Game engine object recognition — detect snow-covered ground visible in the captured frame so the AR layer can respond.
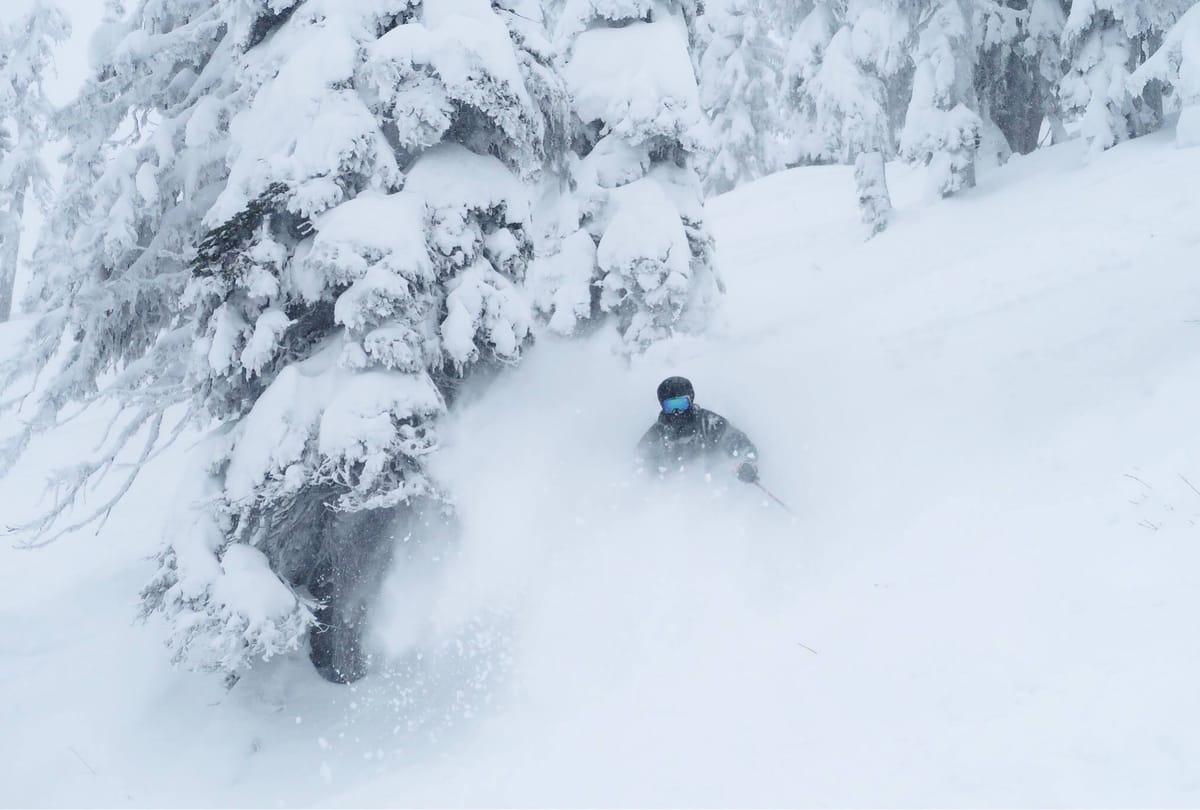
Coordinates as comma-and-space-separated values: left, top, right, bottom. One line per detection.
4, 130, 1200, 807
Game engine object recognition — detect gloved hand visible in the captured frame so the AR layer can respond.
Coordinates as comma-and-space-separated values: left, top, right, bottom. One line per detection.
737, 462, 759, 483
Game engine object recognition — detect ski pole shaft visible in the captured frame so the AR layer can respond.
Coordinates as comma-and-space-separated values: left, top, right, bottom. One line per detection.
754, 481, 796, 516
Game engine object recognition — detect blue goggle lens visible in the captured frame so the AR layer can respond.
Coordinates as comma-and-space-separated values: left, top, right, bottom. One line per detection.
662, 395, 691, 414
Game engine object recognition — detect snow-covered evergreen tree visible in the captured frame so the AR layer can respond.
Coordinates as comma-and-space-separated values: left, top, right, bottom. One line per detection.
899, 0, 983, 196
792, 1, 909, 233
974, 0, 1045, 156
8, 0, 238, 499
1060, 0, 1193, 155
698, 0, 784, 195
6, 0, 573, 684
780, 0, 838, 164
1027, 0, 1070, 144
1132, 3, 1200, 147
0, 2, 69, 321
533, 0, 719, 351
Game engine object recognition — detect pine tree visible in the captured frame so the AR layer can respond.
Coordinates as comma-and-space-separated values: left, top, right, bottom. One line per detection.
8, 0, 239, 500
1060, 0, 1193, 155
1131, 3, 1200, 148
0, 2, 69, 321
807, 2, 910, 232
1027, 0, 1070, 144
534, 0, 719, 351
698, 0, 785, 195
899, 0, 984, 196
780, 1, 909, 233
973, 0, 1052, 156
781, 0, 839, 165
7, 0, 573, 684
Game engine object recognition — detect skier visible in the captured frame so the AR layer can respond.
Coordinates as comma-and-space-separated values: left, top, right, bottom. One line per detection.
637, 376, 759, 483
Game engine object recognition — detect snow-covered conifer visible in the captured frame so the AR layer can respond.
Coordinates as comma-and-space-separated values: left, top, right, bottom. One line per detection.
781, 0, 839, 164
8, 0, 573, 684
899, 0, 983, 196
974, 0, 1043, 156
795, 2, 909, 233
0, 2, 69, 321
698, 0, 784, 195
7, 0, 238, 494
1060, 0, 1193, 155
533, 0, 719, 352
1132, 3, 1200, 147
1027, 0, 1070, 145
971, 1, 1077, 156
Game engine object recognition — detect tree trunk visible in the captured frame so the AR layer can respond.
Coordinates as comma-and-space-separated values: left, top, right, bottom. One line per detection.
854, 150, 891, 238
1132, 32, 1165, 136
0, 180, 25, 322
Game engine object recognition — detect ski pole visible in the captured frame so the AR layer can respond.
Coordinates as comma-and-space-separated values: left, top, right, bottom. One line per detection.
754, 481, 796, 516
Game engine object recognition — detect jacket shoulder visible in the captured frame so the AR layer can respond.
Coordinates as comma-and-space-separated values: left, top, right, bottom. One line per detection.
698, 407, 729, 432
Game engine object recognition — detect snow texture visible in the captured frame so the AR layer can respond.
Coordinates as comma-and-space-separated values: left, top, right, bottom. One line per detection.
5, 129, 1200, 807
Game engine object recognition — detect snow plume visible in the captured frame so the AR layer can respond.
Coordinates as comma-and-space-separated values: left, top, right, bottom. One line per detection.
6, 0, 575, 683
535, 0, 719, 353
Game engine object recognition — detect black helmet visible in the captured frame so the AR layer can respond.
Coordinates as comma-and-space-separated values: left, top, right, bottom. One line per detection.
656, 376, 694, 404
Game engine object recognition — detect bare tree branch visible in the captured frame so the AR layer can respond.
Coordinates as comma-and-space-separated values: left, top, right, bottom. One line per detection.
9, 406, 179, 550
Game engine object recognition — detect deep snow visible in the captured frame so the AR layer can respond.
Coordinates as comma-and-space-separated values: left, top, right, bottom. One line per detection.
3, 130, 1200, 807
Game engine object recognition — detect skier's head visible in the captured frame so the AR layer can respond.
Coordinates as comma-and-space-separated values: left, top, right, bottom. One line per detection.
656, 376, 695, 417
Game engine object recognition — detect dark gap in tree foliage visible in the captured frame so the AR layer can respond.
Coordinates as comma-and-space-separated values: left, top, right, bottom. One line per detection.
191, 182, 294, 281
246, 2, 299, 51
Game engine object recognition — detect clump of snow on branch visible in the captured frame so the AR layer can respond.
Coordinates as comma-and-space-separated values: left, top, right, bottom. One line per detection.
899, 0, 983, 197
536, 0, 718, 352
697, 0, 785, 195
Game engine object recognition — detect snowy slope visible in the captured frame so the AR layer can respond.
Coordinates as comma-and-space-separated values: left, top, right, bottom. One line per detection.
3, 130, 1200, 807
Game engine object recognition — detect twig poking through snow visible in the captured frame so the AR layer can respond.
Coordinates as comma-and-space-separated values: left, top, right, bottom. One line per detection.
1123, 473, 1152, 489
796, 642, 819, 655
68, 746, 96, 777
1178, 474, 1200, 500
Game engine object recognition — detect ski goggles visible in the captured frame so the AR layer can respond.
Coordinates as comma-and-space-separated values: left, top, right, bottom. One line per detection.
661, 395, 692, 414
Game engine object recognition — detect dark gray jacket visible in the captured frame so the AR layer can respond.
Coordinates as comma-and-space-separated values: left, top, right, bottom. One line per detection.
636, 406, 757, 476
